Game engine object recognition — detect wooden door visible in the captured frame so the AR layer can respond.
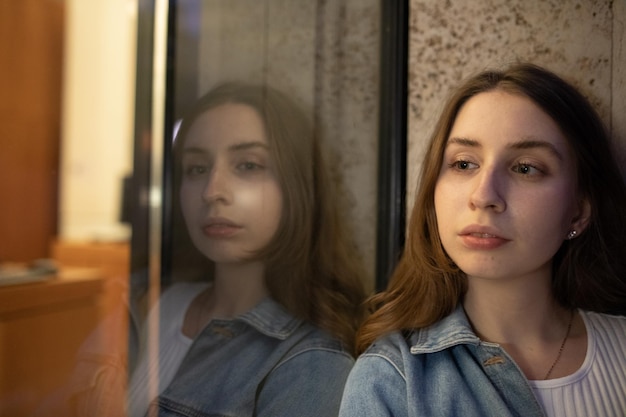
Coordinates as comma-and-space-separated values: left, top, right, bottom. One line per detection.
0, 0, 64, 262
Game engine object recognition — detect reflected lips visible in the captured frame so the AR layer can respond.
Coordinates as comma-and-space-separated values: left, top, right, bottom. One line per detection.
203, 218, 241, 238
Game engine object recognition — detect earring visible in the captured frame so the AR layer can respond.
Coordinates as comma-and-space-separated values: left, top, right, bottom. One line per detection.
567, 230, 578, 240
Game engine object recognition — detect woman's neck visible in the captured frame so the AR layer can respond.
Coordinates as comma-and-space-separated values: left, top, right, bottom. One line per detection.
462, 270, 561, 343
461, 273, 586, 380
182, 261, 269, 339
210, 261, 269, 318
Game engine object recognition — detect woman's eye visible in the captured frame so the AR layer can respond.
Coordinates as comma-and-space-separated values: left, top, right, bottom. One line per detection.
449, 160, 477, 170
237, 161, 264, 172
512, 163, 541, 176
184, 165, 207, 177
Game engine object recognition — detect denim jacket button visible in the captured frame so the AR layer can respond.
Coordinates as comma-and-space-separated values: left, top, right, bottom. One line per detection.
483, 356, 506, 367
211, 325, 234, 338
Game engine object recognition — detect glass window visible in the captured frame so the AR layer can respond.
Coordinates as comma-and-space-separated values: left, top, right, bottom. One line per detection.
0, 1, 403, 415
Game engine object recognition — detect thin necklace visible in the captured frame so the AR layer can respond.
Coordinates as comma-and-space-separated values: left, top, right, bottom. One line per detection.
543, 310, 574, 380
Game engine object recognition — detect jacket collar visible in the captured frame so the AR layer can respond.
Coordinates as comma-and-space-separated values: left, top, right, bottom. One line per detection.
409, 305, 481, 354
237, 297, 303, 340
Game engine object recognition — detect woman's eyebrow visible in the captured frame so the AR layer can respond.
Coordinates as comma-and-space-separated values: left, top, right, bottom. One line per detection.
228, 141, 269, 152
181, 146, 206, 155
182, 141, 269, 154
446, 137, 480, 148
508, 138, 564, 160
446, 136, 564, 160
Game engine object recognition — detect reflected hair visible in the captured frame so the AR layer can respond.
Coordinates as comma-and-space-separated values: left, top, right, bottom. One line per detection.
172, 82, 366, 353
357, 62, 626, 353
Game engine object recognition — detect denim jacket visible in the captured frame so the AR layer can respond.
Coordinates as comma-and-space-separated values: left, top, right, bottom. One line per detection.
339, 306, 545, 417
153, 297, 355, 417
34, 290, 353, 417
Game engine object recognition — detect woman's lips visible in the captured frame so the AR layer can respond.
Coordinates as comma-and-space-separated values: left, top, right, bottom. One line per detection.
459, 227, 510, 250
202, 219, 241, 238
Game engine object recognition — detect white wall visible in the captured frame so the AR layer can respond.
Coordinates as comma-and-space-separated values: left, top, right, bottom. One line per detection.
59, 0, 137, 241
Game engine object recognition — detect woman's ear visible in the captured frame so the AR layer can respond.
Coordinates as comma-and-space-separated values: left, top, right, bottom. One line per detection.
571, 197, 591, 235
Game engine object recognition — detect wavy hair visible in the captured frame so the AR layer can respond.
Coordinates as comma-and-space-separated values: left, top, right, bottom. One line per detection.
171, 82, 366, 354
357, 63, 626, 353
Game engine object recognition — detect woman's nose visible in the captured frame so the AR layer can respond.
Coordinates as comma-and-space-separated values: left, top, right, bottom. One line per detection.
469, 167, 506, 212
202, 166, 230, 204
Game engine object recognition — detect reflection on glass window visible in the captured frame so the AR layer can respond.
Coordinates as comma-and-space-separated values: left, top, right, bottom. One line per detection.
130, 82, 367, 416
1, 1, 379, 416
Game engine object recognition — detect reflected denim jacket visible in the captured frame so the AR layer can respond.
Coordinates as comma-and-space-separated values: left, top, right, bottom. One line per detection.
154, 297, 355, 417
36, 294, 353, 417
339, 306, 545, 417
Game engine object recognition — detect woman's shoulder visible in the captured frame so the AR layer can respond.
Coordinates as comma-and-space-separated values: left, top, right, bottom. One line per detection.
580, 309, 626, 341
141, 282, 208, 321
354, 331, 413, 376
342, 331, 412, 401
161, 281, 209, 303
241, 297, 354, 359
281, 320, 355, 363
581, 309, 626, 327
360, 306, 477, 359
363, 330, 412, 356
264, 321, 356, 395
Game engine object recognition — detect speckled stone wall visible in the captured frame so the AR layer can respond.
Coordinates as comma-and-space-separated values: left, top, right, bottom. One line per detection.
407, 0, 626, 208
197, 0, 380, 288
311, 1, 381, 291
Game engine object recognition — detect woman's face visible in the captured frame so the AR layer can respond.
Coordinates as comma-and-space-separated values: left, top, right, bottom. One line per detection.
434, 90, 589, 283
179, 103, 283, 264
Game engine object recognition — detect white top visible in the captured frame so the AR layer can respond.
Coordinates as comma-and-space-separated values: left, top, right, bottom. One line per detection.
127, 282, 209, 417
529, 310, 626, 417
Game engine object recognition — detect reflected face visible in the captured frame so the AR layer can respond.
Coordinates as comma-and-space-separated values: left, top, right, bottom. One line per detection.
434, 90, 586, 282
180, 103, 283, 264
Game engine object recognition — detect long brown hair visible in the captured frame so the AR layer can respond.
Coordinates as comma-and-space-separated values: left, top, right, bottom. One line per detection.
172, 82, 366, 353
357, 63, 626, 354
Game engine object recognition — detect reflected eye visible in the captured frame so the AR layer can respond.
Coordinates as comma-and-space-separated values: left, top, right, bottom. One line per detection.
184, 164, 208, 177
237, 161, 265, 172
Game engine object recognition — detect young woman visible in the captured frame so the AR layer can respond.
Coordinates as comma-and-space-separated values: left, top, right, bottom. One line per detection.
126, 82, 366, 416
339, 63, 626, 417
